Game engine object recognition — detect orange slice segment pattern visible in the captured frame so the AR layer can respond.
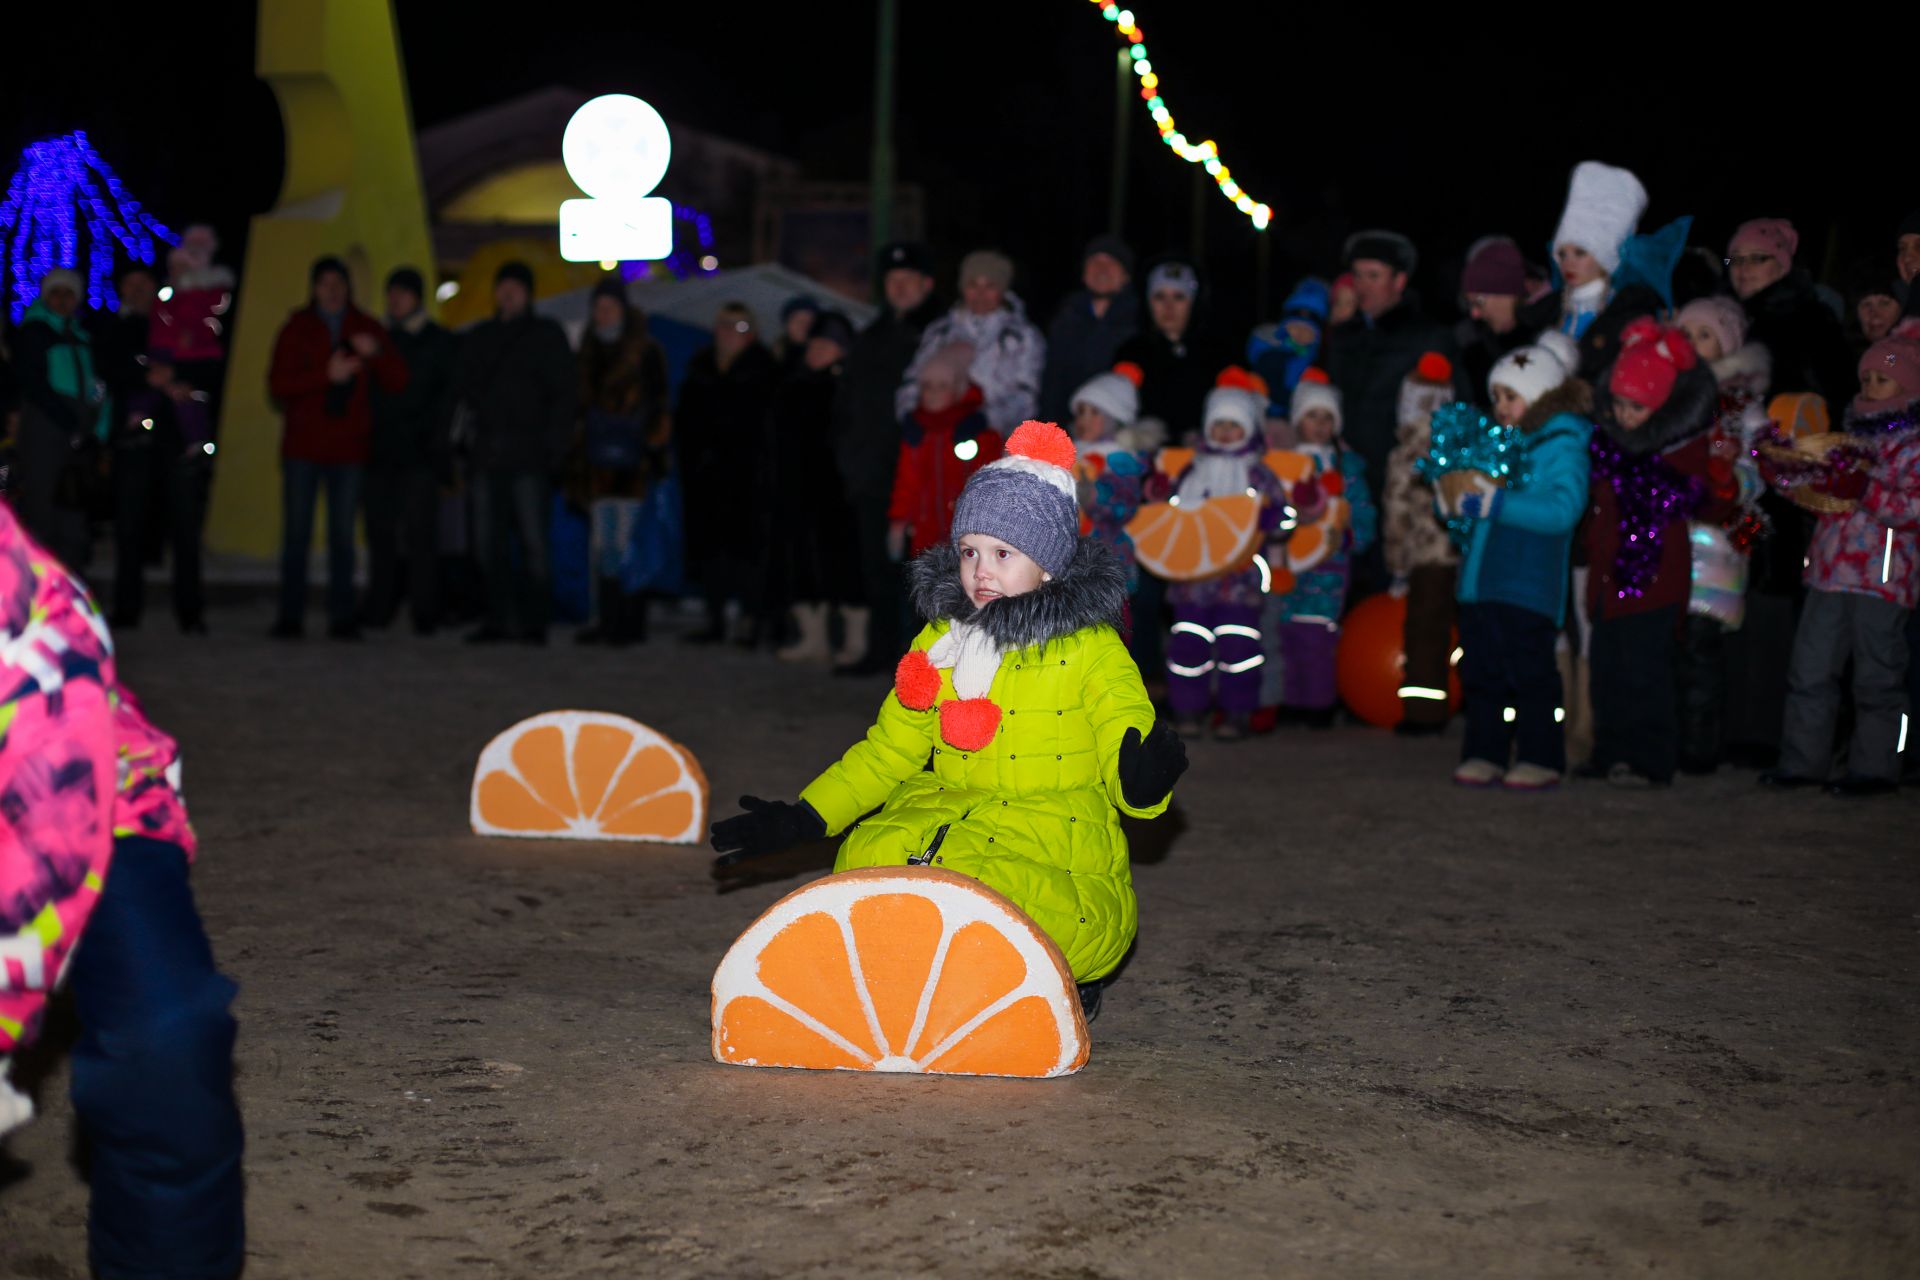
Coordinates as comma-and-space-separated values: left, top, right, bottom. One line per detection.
470, 711, 708, 844
1127, 492, 1262, 582
711, 867, 1090, 1079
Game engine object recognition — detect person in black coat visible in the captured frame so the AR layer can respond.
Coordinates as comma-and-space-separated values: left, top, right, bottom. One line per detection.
1452, 238, 1556, 409
1114, 256, 1233, 442
831, 242, 941, 675
1322, 231, 1462, 501
1037, 234, 1141, 423
452, 260, 576, 644
1725, 218, 1855, 404
365, 267, 457, 634
676, 302, 780, 644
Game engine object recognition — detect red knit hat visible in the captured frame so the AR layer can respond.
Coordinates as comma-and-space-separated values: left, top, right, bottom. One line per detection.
1608, 317, 1698, 412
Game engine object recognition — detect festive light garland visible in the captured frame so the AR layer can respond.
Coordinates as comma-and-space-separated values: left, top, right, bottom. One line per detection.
0, 131, 176, 322
1086, 1, 1272, 231
616, 203, 719, 282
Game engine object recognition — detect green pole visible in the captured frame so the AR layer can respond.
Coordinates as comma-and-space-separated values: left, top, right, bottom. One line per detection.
1107, 48, 1130, 237
869, 0, 898, 298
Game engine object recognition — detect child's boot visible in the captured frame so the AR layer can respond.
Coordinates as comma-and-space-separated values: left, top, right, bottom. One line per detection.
777, 604, 831, 662
833, 605, 870, 668
1453, 758, 1505, 787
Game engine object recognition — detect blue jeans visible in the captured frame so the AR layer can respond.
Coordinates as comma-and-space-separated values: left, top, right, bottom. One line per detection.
277, 459, 363, 631
69, 838, 244, 1279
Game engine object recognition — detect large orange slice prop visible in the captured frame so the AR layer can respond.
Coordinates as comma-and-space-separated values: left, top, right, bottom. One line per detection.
470, 711, 708, 843
1126, 492, 1263, 582
712, 867, 1090, 1079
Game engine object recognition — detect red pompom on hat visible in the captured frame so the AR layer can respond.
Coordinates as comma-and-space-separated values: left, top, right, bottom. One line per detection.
1415, 352, 1453, 383
939, 698, 1003, 752
1111, 360, 1145, 388
1003, 420, 1078, 471
894, 649, 941, 711
1298, 365, 1331, 385
1214, 365, 1271, 399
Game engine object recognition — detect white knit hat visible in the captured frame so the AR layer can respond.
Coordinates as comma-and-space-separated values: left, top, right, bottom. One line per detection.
1534, 329, 1580, 375
1551, 161, 1648, 275
1289, 379, 1344, 435
1203, 385, 1263, 437
1071, 369, 1139, 427
1488, 344, 1570, 408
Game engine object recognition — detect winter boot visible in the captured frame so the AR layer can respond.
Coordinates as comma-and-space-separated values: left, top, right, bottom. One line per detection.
832, 605, 870, 669
577, 577, 622, 645
777, 603, 832, 663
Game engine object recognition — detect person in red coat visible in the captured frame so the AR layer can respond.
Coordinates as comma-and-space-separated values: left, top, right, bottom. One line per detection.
887, 342, 1002, 561
1582, 319, 1737, 787
266, 256, 407, 640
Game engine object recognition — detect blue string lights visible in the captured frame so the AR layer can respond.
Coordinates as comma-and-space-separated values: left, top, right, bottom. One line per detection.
0, 130, 176, 322
617, 203, 719, 283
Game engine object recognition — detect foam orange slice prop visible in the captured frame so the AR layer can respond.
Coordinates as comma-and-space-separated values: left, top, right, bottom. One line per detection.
712, 867, 1090, 1079
1126, 492, 1262, 582
470, 711, 708, 843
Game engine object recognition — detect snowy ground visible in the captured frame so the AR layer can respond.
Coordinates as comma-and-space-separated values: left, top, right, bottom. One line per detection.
2, 602, 1915, 1278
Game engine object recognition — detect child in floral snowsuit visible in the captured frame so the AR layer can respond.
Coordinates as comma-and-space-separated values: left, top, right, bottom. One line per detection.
1764, 336, 1920, 796
0, 502, 242, 1276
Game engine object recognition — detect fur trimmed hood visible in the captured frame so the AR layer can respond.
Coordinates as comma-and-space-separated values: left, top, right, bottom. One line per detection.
1517, 378, 1594, 434
1710, 341, 1771, 395
909, 536, 1127, 651
1592, 362, 1717, 455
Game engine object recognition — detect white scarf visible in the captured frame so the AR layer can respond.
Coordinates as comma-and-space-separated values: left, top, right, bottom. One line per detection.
1177, 451, 1259, 507
925, 619, 1004, 699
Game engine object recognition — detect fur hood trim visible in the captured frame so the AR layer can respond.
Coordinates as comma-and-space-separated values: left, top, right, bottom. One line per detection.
1592, 362, 1717, 455
1711, 341, 1771, 392
908, 537, 1127, 651
1518, 379, 1594, 433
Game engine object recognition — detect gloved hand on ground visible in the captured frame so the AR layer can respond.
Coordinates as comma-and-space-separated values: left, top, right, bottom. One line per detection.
711, 796, 827, 867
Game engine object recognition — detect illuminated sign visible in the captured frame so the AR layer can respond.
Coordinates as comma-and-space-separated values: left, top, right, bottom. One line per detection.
558, 94, 673, 262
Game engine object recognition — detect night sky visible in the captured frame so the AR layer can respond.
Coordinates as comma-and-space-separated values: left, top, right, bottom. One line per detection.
4, 4, 1893, 339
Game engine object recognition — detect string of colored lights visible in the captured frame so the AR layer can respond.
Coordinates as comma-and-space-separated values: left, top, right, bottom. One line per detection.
0, 130, 176, 321
1087, 1, 1272, 231
614, 203, 720, 282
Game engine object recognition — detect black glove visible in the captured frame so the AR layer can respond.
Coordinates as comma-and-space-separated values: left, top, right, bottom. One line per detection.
1118, 721, 1188, 809
710, 796, 827, 867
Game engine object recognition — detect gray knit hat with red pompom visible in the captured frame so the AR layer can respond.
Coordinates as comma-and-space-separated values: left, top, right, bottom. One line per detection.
949, 422, 1080, 577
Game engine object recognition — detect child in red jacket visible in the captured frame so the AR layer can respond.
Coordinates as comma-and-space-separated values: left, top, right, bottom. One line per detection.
888, 342, 1003, 560
1583, 319, 1738, 788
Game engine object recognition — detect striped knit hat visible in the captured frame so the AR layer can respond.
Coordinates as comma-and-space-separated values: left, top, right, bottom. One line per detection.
949, 421, 1080, 576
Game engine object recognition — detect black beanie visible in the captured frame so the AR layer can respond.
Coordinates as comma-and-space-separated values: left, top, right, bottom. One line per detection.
1083, 233, 1135, 275
1342, 229, 1418, 276
310, 255, 350, 289
1899, 209, 1920, 241
590, 275, 629, 306
385, 266, 425, 299
810, 310, 856, 351
495, 260, 535, 292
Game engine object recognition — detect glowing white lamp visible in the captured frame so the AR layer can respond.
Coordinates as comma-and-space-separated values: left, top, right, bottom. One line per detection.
558, 94, 674, 262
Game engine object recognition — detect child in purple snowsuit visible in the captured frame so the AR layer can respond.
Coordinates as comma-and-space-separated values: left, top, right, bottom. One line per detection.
1166, 380, 1290, 740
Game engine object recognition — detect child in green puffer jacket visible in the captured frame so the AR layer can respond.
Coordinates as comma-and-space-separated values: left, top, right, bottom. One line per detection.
711, 422, 1189, 1019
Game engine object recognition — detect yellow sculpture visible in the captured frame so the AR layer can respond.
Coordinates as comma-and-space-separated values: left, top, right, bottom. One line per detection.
209, 0, 436, 557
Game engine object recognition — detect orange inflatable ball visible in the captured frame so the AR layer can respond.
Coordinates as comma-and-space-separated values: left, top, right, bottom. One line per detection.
471, 711, 708, 843
1335, 592, 1462, 729
712, 867, 1090, 1079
